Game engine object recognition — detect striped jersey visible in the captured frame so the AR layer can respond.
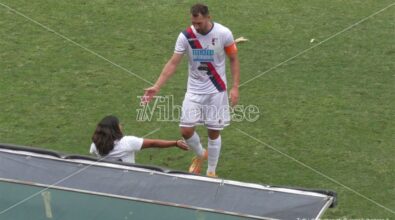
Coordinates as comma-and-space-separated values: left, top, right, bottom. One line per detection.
174, 22, 235, 94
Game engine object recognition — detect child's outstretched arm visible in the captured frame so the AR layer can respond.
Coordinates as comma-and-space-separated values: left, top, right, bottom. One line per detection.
142, 139, 189, 151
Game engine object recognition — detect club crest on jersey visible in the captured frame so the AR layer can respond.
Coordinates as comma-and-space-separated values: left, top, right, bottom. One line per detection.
212, 37, 218, 46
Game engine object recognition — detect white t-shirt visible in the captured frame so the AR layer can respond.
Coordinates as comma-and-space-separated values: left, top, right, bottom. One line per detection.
89, 136, 144, 163
174, 22, 235, 94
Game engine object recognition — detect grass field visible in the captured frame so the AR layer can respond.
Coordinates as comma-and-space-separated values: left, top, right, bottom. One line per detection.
1, 0, 394, 218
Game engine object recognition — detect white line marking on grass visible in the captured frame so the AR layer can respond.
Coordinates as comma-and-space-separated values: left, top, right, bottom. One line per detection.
239, 2, 395, 88
236, 128, 395, 214
0, 128, 160, 215
0, 2, 153, 85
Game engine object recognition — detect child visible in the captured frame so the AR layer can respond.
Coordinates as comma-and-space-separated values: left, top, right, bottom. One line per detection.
90, 115, 188, 163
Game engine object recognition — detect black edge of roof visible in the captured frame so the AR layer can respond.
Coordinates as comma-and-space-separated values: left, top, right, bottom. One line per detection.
271, 185, 337, 208
0, 143, 192, 175
0, 142, 64, 158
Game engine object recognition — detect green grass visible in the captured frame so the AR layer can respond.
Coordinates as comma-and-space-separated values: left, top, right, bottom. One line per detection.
1, 0, 394, 218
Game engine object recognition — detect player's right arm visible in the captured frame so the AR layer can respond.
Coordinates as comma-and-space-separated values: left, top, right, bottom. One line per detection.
142, 53, 183, 104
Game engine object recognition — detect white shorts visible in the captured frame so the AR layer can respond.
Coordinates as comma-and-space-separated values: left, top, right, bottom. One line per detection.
180, 92, 231, 130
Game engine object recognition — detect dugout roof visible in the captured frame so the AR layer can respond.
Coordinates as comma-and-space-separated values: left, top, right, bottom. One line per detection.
0, 143, 336, 220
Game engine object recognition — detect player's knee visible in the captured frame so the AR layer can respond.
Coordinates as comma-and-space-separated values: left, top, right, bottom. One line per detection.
208, 130, 220, 140
180, 127, 194, 139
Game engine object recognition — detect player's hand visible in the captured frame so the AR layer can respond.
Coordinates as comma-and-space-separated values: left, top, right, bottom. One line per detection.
141, 86, 160, 104
229, 86, 239, 107
175, 140, 189, 151
235, 36, 248, 44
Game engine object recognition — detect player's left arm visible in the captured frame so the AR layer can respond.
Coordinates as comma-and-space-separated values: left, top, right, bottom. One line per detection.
225, 43, 240, 107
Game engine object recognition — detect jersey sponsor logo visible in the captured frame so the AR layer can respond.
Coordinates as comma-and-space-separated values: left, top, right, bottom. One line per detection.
192, 49, 214, 62
197, 63, 213, 77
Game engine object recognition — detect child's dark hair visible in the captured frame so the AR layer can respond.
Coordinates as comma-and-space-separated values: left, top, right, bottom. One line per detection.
92, 115, 123, 156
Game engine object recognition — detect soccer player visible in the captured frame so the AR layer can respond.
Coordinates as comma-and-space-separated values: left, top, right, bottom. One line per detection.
142, 3, 240, 177
90, 115, 189, 163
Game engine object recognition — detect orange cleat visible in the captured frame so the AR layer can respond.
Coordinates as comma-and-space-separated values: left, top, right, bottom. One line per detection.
188, 149, 208, 174
206, 172, 218, 178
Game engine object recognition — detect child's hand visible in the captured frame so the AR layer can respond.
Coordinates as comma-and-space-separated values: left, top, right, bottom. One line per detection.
176, 140, 189, 151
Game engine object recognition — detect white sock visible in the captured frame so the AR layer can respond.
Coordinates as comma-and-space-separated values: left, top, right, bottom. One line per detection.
185, 132, 205, 157
207, 135, 221, 173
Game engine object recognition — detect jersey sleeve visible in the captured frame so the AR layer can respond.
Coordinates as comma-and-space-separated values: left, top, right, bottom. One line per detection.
223, 28, 235, 47
174, 32, 188, 54
89, 143, 99, 156
124, 136, 144, 152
